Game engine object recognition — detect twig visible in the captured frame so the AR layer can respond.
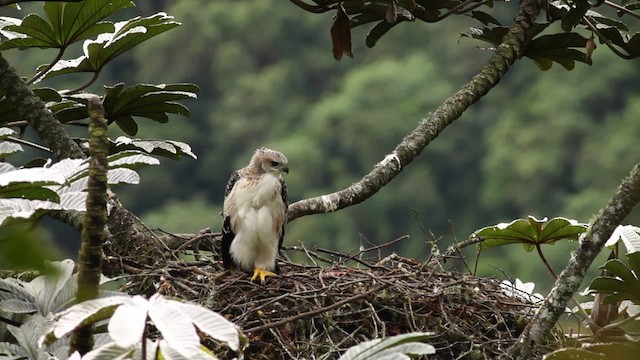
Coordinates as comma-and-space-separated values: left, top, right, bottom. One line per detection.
245, 284, 388, 333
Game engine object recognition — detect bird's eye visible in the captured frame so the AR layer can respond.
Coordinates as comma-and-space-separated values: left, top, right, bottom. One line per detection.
270, 161, 279, 166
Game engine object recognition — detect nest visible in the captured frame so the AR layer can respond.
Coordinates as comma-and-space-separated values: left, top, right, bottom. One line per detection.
111, 235, 549, 359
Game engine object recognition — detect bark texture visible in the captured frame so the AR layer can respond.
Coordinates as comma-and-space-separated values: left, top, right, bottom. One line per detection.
70, 97, 108, 355
0, 53, 85, 160
287, 0, 543, 222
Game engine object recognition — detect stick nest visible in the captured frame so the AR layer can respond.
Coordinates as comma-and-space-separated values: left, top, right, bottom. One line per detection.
112, 236, 549, 359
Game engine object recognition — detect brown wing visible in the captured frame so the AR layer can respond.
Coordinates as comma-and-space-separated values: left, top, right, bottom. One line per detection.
278, 177, 288, 252
221, 171, 241, 269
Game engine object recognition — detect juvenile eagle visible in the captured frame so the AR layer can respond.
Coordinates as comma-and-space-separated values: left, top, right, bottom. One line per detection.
221, 147, 289, 283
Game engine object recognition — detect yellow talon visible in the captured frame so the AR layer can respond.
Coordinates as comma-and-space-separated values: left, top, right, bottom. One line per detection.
251, 268, 277, 283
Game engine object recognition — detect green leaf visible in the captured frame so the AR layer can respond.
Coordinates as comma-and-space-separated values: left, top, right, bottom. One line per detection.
46, 296, 130, 344
461, 26, 509, 47
472, 216, 587, 250
103, 83, 199, 135
0, 183, 60, 202
589, 252, 640, 305
0, 142, 22, 159
111, 137, 197, 160
596, 29, 640, 58
600, 259, 640, 288
0, 127, 16, 138
38, 12, 180, 79
0, 14, 58, 49
0, 0, 133, 50
43, 0, 134, 45
525, 33, 592, 70
468, 11, 502, 26
115, 116, 138, 136
107, 151, 160, 170
350, 12, 385, 28
606, 225, 640, 253
0, 88, 63, 123
561, 0, 590, 32
585, 11, 629, 32
529, 56, 554, 71
366, 21, 399, 48
49, 99, 91, 123
337, 332, 435, 360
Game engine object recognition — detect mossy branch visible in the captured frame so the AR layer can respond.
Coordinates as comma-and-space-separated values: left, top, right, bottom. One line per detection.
287, 0, 542, 222
0, 53, 85, 160
70, 97, 109, 356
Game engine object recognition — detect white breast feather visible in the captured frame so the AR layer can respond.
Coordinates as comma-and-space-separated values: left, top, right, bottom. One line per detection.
229, 174, 282, 271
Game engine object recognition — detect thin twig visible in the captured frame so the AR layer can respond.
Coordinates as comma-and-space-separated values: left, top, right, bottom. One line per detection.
245, 284, 388, 333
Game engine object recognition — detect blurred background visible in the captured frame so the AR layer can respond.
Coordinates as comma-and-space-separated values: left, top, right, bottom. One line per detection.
2, 0, 640, 292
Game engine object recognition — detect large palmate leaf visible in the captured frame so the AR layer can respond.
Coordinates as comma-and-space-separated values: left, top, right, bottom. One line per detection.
337, 332, 435, 360
526, 32, 592, 70
0, 162, 66, 204
0, 127, 22, 159
605, 225, 640, 254
0, 153, 158, 226
37, 13, 180, 79
44, 293, 244, 358
112, 137, 197, 160
103, 83, 198, 135
0, 0, 133, 50
588, 252, 640, 305
43, 83, 198, 136
594, 27, 640, 58
471, 216, 587, 251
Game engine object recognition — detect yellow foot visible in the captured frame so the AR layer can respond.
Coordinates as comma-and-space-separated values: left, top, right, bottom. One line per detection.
250, 268, 277, 283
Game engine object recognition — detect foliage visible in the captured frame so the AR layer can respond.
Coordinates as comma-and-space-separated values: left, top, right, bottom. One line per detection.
0, 259, 120, 317
294, 0, 640, 67
0, 259, 120, 360
0, 0, 199, 136
42, 293, 245, 360
605, 225, 640, 253
544, 340, 640, 360
333, 332, 436, 360
588, 252, 640, 305
471, 216, 587, 251
0, 129, 159, 226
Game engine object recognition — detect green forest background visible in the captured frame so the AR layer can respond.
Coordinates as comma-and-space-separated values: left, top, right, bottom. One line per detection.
3, 0, 640, 292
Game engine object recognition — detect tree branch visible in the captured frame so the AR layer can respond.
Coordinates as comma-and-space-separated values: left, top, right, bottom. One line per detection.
287, 0, 542, 223
0, 49, 162, 272
70, 97, 108, 355
507, 163, 640, 359
0, 53, 85, 160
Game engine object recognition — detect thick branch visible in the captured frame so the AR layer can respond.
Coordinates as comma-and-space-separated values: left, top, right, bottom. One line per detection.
0, 53, 85, 160
287, 0, 541, 222
507, 163, 640, 358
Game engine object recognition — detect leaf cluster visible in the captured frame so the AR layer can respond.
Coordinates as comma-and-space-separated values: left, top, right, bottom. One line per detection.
295, 0, 640, 69
471, 216, 587, 251
0, 0, 199, 136
0, 127, 160, 226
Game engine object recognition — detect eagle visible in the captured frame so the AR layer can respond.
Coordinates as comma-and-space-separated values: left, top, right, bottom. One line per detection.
221, 147, 289, 283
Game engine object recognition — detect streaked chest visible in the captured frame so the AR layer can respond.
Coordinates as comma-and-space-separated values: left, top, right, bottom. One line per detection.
232, 174, 282, 209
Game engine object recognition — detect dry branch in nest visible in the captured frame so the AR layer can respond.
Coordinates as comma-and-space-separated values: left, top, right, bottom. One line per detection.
108, 234, 552, 359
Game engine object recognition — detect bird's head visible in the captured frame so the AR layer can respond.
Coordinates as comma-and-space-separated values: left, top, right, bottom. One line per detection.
252, 147, 289, 175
